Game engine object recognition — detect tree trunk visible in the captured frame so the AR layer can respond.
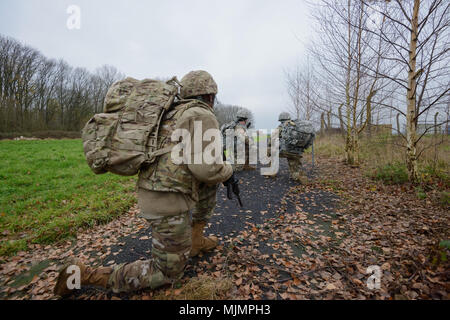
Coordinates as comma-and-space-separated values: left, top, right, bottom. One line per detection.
345, 0, 354, 165
348, 0, 364, 166
338, 104, 345, 136
406, 0, 420, 183
434, 112, 439, 170
366, 90, 375, 138
327, 111, 331, 131
320, 112, 325, 135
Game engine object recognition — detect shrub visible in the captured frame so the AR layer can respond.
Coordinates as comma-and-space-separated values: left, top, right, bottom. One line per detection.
372, 162, 409, 185
439, 191, 450, 208
415, 186, 427, 200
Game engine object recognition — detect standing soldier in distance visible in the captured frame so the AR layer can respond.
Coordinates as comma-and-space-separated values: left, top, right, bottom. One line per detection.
54, 70, 233, 296
224, 110, 256, 172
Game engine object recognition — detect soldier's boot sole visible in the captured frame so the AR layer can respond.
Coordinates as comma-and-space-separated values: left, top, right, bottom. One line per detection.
298, 176, 309, 184
292, 174, 308, 184
54, 259, 85, 297
54, 258, 112, 298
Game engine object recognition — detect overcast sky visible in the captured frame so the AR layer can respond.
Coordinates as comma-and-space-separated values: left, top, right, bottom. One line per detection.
0, 0, 314, 129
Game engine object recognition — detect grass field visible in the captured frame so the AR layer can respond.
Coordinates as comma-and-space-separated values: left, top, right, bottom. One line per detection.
0, 139, 136, 256
309, 133, 449, 177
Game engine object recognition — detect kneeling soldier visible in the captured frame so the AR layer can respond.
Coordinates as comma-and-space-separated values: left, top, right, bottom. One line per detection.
54, 70, 232, 296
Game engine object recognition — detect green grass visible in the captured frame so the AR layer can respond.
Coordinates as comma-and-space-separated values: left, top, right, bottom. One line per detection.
313, 134, 450, 185
0, 139, 136, 256
371, 162, 409, 185
439, 191, 450, 208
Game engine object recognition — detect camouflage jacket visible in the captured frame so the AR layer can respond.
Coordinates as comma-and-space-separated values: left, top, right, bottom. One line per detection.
235, 123, 250, 146
138, 100, 232, 203
222, 121, 253, 158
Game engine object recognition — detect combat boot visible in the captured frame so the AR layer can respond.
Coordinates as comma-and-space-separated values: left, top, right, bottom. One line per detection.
298, 175, 309, 185
292, 173, 308, 185
54, 259, 113, 297
190, 222, 218, 257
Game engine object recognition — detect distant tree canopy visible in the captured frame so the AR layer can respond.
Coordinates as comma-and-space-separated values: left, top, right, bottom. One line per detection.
0, 34, 256, 136
0, 34, 124, 134
214, 104, 255, 129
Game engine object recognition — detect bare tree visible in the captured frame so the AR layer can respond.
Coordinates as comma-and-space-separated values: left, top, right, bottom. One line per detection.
307, 0, 391, 165
360, 0, 450, 181
0, 34, 125, 135
285, 56, 318, 121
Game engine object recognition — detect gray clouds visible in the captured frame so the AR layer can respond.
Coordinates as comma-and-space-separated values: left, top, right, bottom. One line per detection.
0, 0, 313, 129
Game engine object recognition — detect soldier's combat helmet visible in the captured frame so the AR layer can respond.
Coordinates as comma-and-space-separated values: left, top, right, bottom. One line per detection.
180, 70, 218, 99
236, 110, 248, 120
278, 112, 291, 122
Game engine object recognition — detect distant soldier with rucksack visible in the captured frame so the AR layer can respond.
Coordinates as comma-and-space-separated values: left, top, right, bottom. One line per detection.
221, 110, 256, 172
54, 71, 233, 296
278, 112, 315, 183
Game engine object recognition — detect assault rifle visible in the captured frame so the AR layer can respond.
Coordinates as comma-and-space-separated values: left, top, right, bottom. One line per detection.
223, 174, 243, 208
223, 152, 243, 207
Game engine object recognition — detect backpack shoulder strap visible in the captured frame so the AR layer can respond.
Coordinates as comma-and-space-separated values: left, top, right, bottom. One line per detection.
146, 99, 212, 160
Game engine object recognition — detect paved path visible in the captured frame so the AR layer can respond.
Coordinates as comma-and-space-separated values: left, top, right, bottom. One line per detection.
100, 159, 339, 274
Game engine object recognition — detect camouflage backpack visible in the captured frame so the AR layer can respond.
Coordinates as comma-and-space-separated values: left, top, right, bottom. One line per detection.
280, 120, 315, 155
81, 77, 179, 176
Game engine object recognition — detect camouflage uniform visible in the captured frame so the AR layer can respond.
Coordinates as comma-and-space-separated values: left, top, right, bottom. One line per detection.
109, 213, 190, 293
286, 156, 303, 181
223, 111, 254, 172
278, 113, 304, 182
234, 123, 249, 172
193, 183, 218, 224
54, 71, 232, 297
108, 71, 231, 292
108, 184, 217, 293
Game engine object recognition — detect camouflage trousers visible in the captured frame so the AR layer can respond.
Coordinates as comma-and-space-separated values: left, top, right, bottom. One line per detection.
108, 212, 191, 293
192, 183, 217, 223
107, 185, 218, 293
287, 156, 303, 181
233, 140, 255, 172
232, 154, 248, 172
233, 157, 253, 172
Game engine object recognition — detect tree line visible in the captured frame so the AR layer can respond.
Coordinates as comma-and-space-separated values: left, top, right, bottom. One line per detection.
286, 0, 449, 182
0, 34, 256, 137
0, 34, 124, 135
